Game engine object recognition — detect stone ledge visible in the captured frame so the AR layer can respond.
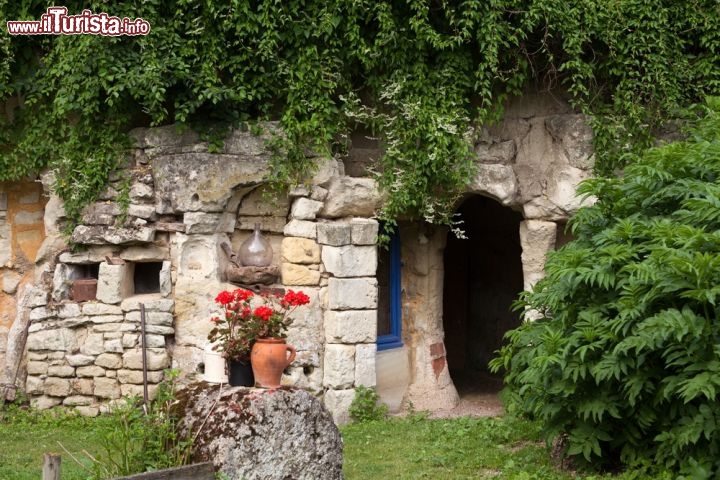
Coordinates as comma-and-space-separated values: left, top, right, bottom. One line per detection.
226, 265, 280, 285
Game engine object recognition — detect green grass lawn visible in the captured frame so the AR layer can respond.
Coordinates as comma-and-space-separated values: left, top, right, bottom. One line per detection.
0, 406, 650, 480
341, 414, 641, 480
0, 407, 109, 480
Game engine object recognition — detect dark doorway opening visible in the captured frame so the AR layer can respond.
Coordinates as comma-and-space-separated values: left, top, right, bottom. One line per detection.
443, 196, 524, 397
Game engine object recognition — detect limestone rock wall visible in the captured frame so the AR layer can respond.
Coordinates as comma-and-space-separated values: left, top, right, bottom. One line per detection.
0, 180, 48, 399
2, 92, 595, 422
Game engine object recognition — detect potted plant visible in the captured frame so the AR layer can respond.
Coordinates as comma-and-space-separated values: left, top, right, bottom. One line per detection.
208, 288, 260, 386
249, 289, 310, 388
208, 288, 310, 388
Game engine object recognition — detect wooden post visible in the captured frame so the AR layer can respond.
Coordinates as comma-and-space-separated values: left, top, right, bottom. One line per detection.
42, 453, 61, 480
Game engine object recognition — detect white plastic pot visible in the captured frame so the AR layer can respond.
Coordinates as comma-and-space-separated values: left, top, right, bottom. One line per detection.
203, 344, 228, 383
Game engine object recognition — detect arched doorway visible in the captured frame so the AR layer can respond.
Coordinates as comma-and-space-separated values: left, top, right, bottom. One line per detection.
442, 195, 524, 395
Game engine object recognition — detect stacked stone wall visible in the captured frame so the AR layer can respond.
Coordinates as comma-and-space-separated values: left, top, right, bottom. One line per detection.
3, 92, 597, 421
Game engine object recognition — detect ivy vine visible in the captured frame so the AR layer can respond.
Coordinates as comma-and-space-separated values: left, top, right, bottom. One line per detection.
1, 1, 719, 231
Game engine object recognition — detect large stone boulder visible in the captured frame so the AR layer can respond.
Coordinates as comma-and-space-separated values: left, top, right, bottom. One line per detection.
176, 383, 343, 480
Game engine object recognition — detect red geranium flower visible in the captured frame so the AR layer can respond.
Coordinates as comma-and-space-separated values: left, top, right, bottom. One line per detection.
254, 305, 274, 321
209, 287, 311, 358
215, 290, 234, 305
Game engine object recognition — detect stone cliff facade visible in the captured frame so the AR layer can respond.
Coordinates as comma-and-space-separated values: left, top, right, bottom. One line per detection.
0, 92, 594, 422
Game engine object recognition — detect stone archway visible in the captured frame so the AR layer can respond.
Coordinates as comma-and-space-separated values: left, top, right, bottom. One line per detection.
442, 195, 524, 394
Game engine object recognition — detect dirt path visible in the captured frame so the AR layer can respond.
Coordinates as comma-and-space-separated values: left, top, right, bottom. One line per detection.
429, 391, 504, 419
409, 370, 506, 419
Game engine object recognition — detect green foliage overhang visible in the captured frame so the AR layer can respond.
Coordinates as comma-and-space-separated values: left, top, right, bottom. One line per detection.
1, 1, 719, 229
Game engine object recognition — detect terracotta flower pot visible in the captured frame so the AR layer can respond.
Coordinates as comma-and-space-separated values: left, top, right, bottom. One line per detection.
250, 338, 296, 388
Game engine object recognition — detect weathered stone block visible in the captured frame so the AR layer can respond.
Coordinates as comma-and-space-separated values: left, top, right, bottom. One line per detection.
26, 329, 77, 352
317, 223, 351, 246
323, 388, 355, 425
81, 202, 119, 225
520, 220, 557, 291
95, 352, 123, 369
320, 177, 380, 218
80, 333, 105, 355
125, 311, 174, 326
144, 325, 174, 335
130, 182, 154, 200
63, 395, 94, 406
177, 383, 343, 479
160, 260, 172, 296
237, 187, 289, 217
322, 245, 377, 277
226, 265, 280, 285
323, 344, 355, 389
67, 354, 96, 367
47, 365, 75, 377
27, 361, 48, 375
324, 310, 377, 344
72, 378, 94, 395
94, 377, 121, 399
92, 322, 138, 332
76, 365, 106, 377
26, 376, 44, 395
475, 139, 517, 164
96, 262, 133, 304
90, 315, 124, 324
281, 263, 321, 286
283, 219, 317, 239
127, 204, 157, 220
355, 343, 377, 387
117, 369, 164, 384
122, 333, 139, 348
281, 237, 320, 264
327, 278, 378, 310
82, 303, 123, 316
72, 225, 156, 245
45, 377, 72, 396
29, 306, 51, 321
545, 114, 594, 170
311, 186, 329, 202
122, 348, 170, 370
32, 396, 63, 410
152, 152, 268, 213
143, 334, 166, 348
121, 297, 175, 312
290, 198, 324, 220
183, 212, 235, 234
119, 245, 169, 262
236, 215, 286, 234
468, 163, 518, 206
2, 270, 21, 294
26, 286, 49, 307
350, 218, 379, 245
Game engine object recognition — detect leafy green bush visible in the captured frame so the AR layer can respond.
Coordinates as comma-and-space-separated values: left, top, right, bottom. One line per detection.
491, 98, 720, 477
3, 2, 720, 233
349, 386, 389, 423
